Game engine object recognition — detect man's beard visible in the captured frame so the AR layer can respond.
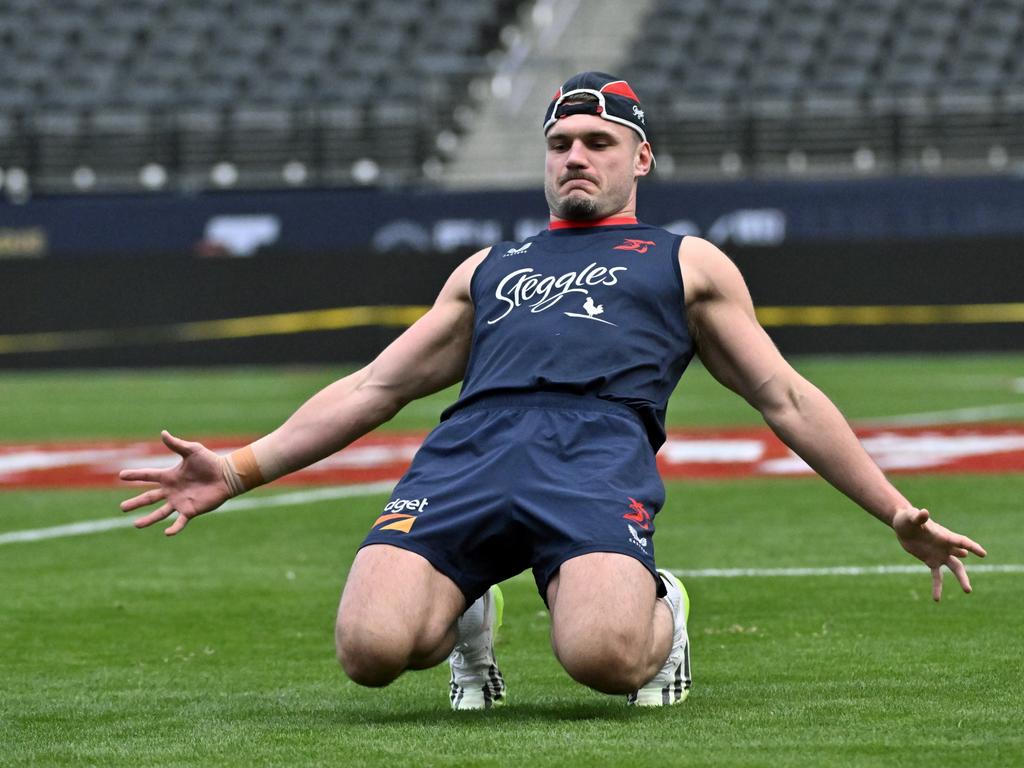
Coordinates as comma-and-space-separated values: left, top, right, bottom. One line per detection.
546, 171, 628, 221
555, 193, 599, 220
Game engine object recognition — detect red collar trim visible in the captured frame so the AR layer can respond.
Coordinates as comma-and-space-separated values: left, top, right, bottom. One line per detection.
548, 216, 638, 230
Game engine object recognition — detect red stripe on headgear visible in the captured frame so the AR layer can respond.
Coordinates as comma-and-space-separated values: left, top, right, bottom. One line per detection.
600, 81, 640, 102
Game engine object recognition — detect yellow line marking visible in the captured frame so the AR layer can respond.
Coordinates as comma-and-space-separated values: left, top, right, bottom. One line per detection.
179, 305, 429, 341
1, 302, 1022, 356
0, 305, 430, 355
756, 303, 1024, 327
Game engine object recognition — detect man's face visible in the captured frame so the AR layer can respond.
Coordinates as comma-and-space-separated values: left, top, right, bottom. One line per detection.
543, 113, 649, 221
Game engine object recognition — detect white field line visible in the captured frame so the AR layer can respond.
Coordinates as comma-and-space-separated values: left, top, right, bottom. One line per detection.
0, 481, 397, 546
857, 402, 1024, 427
667, 564, 1024, 578
503, 563, 1023, 582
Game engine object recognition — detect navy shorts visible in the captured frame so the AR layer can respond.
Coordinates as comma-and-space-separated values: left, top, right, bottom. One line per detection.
359, 392, 667, 605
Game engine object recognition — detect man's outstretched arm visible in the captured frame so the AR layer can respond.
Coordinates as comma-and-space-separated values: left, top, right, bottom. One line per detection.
119, 248, 489, 535
679, 236, 986, 600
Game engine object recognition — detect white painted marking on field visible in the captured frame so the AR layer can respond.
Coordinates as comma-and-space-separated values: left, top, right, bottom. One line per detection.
660, 439, 765, 463
0, 448, 139, 473
762, 431, 1024, 474
858, 403, 1024, 427
0, 481, 397, 546
309, 444, 420, 469
508, 563, 1022, 583
667, 564, 1024, 578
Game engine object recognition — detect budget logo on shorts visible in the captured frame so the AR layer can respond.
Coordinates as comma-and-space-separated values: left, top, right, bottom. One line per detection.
372, 497, 429, 533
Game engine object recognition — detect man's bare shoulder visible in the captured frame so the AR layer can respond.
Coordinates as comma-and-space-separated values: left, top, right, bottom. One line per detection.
677, 236, 741, 305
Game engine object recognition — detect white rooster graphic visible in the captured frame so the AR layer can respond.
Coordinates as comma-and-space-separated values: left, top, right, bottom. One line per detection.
564, 295, 616, 326
583, 296, 604, 318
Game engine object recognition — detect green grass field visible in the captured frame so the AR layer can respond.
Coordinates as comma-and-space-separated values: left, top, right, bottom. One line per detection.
2, 354, 1023, 767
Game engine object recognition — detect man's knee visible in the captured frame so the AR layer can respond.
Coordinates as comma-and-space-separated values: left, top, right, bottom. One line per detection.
335, 619, 407, 687
334, 597, 461, 687
555, 629, 651, 694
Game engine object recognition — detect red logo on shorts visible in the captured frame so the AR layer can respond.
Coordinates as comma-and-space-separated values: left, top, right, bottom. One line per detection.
623, 497, 652, 531
613, 238, 656, 254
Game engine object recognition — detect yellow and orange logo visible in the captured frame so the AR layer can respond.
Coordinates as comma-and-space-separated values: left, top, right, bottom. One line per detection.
372, 513, 417, 533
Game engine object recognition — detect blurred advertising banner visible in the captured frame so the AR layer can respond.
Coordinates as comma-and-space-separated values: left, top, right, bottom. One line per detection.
1, 175, 1024, 258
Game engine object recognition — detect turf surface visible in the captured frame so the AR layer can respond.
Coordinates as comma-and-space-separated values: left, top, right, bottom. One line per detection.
2, 354, 1023, 766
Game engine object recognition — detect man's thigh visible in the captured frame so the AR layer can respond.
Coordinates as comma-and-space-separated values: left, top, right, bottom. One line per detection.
338, 544, 466, 642
547, 552, 660, 641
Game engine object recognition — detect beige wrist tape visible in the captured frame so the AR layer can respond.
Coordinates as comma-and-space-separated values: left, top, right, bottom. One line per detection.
223, 446, 266, 497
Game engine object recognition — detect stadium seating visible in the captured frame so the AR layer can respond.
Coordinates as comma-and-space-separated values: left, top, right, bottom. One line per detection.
626, 0, 1024, 176
2, 0, 1023, 191
0, 0, 524, 192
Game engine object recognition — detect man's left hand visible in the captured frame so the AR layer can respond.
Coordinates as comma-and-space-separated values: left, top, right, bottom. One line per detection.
892, 507, 987, 601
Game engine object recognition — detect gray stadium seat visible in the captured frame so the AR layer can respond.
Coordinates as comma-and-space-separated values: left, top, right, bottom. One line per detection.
318, 105, 370, 184
176, 109, 226, 183
0, 114, 31, 170
228, 108, 314, 187
29, 110, 86, 189
86, 109, 166, 189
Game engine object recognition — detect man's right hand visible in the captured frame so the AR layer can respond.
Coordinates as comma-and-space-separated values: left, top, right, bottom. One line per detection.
119, 430, 232, 536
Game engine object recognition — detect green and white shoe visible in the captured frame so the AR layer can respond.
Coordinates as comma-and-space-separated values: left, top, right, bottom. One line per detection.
449, 584, 506, 710
628, 570, 691, 706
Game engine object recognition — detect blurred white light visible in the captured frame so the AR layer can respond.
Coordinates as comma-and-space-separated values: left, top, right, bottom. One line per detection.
786, 150, 808, 173
435, 130, 458, 154
499, 25, 520, 47
720, 151, 742, 175
988, 145, 1009, 170
6, 167, 28, 193
853, 147, 876, 172
422, 157, 444, 181
211, 162, 238, 187
139, 163, 167, 189
282, 161, 308, 185
532, 4, 554, 26
351, 158, 380, 184
72, 166, 96, 190
491, 74, 512, 99
921, 147, 942, 171
655, 153, 675, 176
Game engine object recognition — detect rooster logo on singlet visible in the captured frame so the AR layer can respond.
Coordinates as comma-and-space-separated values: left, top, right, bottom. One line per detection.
563, 295, 616, 326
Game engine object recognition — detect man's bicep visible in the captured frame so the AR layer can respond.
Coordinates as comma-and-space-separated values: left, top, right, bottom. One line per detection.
684, 239, 794, 408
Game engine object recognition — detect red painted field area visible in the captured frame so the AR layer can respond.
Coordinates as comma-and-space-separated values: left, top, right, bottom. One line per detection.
2, 425, 1024, 489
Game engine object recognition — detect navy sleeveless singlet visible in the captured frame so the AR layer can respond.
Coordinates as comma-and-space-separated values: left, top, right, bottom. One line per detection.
444, 218, 696, 451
